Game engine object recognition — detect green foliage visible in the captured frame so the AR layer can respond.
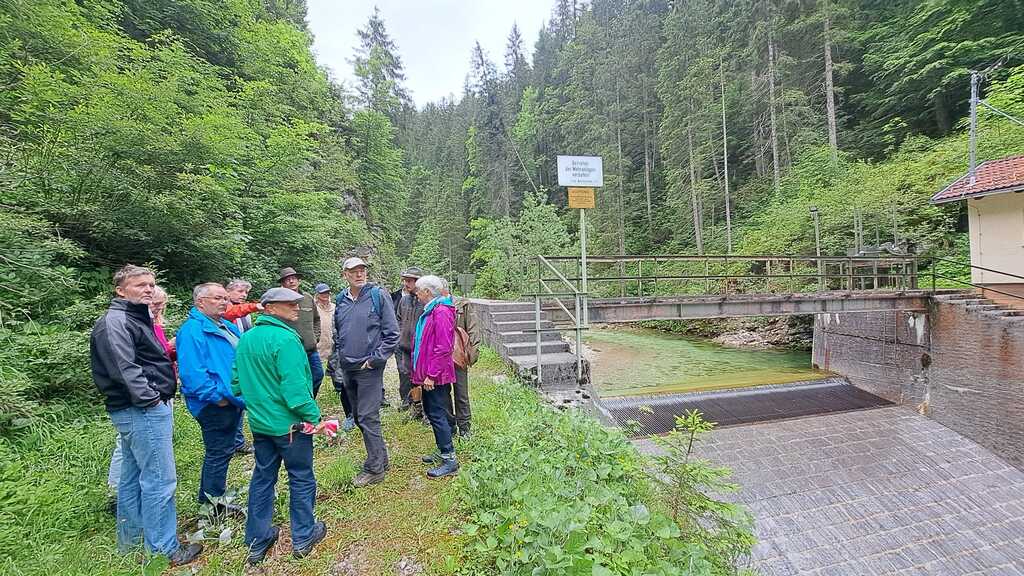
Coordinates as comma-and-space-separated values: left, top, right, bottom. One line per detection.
469, 190, 571, 298
456, 380, 754, 575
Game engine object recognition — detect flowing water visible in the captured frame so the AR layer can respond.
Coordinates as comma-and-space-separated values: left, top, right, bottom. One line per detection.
586, 327, 827, 397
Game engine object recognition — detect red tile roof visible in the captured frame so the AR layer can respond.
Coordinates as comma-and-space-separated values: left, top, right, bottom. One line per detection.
931, 155, 1024, 204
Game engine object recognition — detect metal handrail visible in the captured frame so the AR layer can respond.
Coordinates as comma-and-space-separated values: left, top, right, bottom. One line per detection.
532, 256, 586, 387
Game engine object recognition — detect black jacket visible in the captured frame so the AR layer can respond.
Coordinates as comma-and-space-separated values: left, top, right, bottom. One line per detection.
90, 298, 177, 412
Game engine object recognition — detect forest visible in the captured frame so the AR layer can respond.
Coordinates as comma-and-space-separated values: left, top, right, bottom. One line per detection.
2, 0, 1024, 426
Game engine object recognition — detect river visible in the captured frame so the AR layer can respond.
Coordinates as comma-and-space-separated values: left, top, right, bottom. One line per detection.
585, 326, 827, 397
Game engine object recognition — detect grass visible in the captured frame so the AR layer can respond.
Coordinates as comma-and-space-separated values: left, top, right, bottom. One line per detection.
0, 351, 508, 576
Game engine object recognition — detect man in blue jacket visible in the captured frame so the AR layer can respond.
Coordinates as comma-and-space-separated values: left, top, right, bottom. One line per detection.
333, 257, 399, 487
177, 282, 246, 513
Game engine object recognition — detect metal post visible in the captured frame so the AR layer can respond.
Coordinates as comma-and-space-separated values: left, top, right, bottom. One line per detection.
847, 257, 854, 291
580, 208, 588, 327
810, 206, 823, 290
969, 70, 978, 186
574, 293, 583, 382
534, 294, 543, 386
637, 260, 643, 297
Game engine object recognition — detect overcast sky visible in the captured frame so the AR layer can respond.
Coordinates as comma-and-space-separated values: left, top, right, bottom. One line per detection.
306, 1, 554, 108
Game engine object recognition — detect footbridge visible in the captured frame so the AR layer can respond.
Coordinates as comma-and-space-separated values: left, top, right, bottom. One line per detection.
535, 253, 936, 324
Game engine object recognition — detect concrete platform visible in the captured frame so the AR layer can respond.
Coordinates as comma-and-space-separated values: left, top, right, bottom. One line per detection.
635, 407, 1024, 575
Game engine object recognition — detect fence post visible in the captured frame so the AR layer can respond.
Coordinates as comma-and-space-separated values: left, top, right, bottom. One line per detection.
574, 292, 583, 382
534, 293, 542, 387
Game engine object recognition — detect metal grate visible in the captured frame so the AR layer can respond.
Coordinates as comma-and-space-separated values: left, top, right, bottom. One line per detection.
604, 378, 892, 438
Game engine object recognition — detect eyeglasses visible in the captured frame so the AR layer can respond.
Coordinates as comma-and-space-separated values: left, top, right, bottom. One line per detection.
200, 295, 229, 302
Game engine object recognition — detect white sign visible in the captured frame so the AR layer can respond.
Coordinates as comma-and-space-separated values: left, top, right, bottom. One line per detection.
557, 155, 603, 187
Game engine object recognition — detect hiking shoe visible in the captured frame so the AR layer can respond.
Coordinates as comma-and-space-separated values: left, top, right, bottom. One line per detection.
293, 521, 327, 559
213, 502, 246, 520
352, 470, 386, 488
247, 526, 279, 565
341, 416, 355, 432
169, 543, 203, 566
427, 458, 460, 478
421, 453, 441, 464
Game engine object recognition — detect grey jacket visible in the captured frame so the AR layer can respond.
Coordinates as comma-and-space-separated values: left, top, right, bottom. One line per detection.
283, 291, 318, 352
90, 298, 177, 412
332, 283, 399, 371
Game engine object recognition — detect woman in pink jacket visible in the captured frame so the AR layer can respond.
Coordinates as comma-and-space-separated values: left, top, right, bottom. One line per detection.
411, 275, 459, 478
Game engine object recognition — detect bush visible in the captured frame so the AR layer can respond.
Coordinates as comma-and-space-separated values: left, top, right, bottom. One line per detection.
455, 380, 754, 575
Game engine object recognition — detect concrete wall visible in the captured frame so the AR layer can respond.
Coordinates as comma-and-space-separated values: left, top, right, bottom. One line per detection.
813, 300, 1024, 468
968, 194, 1024, 284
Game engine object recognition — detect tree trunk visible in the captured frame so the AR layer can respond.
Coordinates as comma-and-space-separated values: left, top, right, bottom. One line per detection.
721, 61, 732, 253
824, 0, 839, 161
687, 101, 704, 255
642, 73, 653, 238
768, 39, 781, 194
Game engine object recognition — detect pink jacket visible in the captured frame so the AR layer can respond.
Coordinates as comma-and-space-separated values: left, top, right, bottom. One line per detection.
412, 303, 456, 386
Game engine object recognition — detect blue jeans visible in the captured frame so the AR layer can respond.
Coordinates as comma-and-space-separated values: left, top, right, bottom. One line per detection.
233, 410, 247, 450
422, 384, 455, 458
108, 402, 179, 556
107, 432, 123, 491
245, 432, 318, 552
195, 403, 242, 504
308, 351, 324, 398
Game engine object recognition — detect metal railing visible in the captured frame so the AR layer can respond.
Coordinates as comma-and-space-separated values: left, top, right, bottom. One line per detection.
524, 255, 587, 385
538, 254, 922, 299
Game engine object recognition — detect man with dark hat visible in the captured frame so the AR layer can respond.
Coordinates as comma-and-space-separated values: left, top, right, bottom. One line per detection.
333, 257, 399, 487
394, 267, 426, 414
277, 267, 323, 395
232, 287, 327, 564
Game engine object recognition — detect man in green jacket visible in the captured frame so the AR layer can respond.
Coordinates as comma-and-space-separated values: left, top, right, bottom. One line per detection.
231, 287, 326, 565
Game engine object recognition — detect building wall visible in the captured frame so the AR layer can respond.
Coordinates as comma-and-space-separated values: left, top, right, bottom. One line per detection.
968, 194, 1024, 284
813, 301, 1024, 468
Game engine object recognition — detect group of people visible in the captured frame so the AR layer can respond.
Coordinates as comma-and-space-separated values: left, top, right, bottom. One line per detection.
89, 257, 480, 567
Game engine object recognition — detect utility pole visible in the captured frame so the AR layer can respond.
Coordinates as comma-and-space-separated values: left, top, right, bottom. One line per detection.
969, 70, 979, 186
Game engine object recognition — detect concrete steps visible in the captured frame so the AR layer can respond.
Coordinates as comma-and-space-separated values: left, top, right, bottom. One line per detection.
470, 298, 589, 394
934, 292, 1024, 328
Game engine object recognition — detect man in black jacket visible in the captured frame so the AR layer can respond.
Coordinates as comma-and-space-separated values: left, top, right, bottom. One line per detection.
90, 264, 201, 566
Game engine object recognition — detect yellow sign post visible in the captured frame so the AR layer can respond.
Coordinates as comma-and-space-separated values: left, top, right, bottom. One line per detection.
567, 187, 596, 209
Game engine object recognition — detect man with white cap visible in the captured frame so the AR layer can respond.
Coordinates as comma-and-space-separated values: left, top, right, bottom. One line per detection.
232, 287, 327, 564
333, 256, 399, 487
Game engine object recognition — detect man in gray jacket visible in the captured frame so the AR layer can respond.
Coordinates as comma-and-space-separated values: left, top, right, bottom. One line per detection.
394, 267, 425, 414
333, 257, 399, 487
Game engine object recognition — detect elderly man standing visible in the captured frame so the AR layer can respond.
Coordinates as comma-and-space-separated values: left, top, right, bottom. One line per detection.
224, 278, 258, 456
334, 257, 399, 487
394, 267, 425, 414
232, 287, 327, 565
315, 283, 354, 432
90, 265, 201, 566
176, 282, 246, 513
278, 267, 324, 396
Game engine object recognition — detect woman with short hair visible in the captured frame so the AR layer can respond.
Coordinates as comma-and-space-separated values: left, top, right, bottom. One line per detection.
411, 275, 459, 478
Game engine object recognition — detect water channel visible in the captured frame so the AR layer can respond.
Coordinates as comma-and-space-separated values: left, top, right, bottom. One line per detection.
586, 326, 827, 397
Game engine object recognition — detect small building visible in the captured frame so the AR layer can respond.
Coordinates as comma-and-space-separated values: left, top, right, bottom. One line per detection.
931, 154, 1024, 300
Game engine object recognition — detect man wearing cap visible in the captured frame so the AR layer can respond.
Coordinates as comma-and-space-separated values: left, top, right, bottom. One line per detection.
333, 257, 399, 487
175, 282, 246, 513
314, 283, 354, 431
394, 267, 426, 414
232, 287, 327, 564
277, 267, 324, 394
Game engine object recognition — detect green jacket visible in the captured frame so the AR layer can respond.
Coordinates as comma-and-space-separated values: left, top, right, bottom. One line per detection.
231, 314, 321, 436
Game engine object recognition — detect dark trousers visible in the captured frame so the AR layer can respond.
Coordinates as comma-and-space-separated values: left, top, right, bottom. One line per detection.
398, 371, 414, 407
245, 432, 317, 552
342, 366, 389, 473
233, 409, 247, 450
422, 384, 455, 457
195, 403, 242, 504
445, 367, 471, 435
308, 351, 324, 398
329, 368, 353, 418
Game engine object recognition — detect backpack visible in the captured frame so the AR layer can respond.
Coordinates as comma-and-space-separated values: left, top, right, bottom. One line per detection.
452, 307, 479, 368
337, 285, 382, 316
